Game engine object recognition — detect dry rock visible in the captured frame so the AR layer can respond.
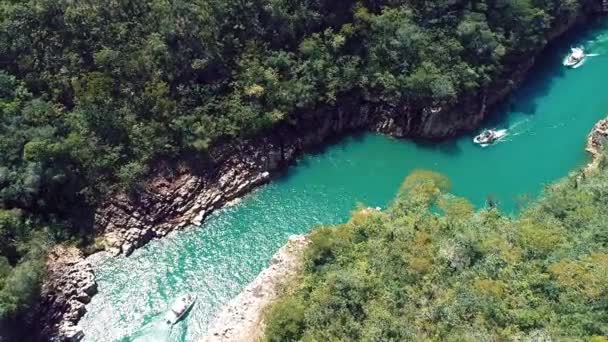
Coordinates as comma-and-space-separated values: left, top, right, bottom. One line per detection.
585, 117, 608, 173
36, 246, 97, 341
202, 235, 310, 342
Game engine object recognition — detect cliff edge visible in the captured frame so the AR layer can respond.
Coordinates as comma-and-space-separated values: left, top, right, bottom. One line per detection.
202, 235, 309, 342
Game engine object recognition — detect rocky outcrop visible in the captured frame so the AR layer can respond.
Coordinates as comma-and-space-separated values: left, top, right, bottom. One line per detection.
36, 246, 97, 341
202, 235, 309, 342
92, 51, 549, 257
40, 10, 597, 342
93, 12, 596, 258
95, 102, 372, 256
585, 117, 608, 172
95, 100, 485, 257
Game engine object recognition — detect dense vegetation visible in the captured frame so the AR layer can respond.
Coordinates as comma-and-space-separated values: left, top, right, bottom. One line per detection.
264, 167, 608, 341
0, 0, 597, 320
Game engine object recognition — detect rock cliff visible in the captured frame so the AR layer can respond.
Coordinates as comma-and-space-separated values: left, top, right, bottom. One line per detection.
35, 246, 97, 341
202, 235, 309, 342
92, 11, 584, 256
585, 117, 608, 172
41, 11, 596, 341
93, 73, 527, 257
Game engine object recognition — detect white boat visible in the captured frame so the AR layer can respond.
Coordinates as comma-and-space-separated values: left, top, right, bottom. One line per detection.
563, 47, 585, 68
164, 294, 197, 325
473, 129, 507, 147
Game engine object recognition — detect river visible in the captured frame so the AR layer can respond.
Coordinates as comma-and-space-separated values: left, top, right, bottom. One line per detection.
78, 19, 608, 341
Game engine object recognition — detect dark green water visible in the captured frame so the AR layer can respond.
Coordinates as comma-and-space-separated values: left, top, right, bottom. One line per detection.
79, 20, 608, 341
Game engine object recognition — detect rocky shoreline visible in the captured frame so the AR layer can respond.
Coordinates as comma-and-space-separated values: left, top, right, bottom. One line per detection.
94, 99, 477, 258
198, 118, 608, 342
35, 246, 97, 341
202, 235, 309, 342
38, 12, 597, 341
585, 117, 608, 172
91, 13, 590, 259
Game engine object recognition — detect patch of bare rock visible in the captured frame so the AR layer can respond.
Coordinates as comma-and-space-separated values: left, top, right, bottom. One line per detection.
37, 245, 97, 341
585, 117, 608, 172
202, 235, 310, 342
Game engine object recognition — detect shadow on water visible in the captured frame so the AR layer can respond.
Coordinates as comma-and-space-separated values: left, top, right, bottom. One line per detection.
478, 18, 608, 130
270, 130, 369, 184
264, 19, 608, 174
410, 137, 463, 156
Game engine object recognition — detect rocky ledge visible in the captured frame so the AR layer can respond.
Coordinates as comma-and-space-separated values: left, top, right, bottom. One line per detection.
202, 235, 309, 342
92, 12, 593, 258
36, 246, 98, 341
41, 11, 594, 341
95, 102, 371, 257
95, 88, 512, 257
585, 117, 608, 172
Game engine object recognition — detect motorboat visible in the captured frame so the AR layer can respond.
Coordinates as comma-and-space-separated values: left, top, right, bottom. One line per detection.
563, 47, 585, 68
164, 294, 197, 325
473, 129, 507, 147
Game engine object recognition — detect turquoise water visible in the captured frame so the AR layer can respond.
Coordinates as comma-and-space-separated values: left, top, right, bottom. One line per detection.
79, 20, 608, 341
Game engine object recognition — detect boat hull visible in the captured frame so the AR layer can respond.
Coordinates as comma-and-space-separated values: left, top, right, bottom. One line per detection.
165, 294, 197, 325
563, 48, 585, 68
473, 129, 507, 147
563, 58, 584, 68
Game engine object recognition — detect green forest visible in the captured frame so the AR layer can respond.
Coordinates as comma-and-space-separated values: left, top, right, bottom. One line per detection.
264, 166, 608, 341
0, 0, 597, 322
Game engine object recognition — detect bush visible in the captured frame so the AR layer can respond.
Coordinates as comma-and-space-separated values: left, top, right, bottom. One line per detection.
264, 166, 608, 340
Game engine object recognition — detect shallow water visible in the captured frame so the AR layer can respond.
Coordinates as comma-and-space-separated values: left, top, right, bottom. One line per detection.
79, 19, 608, 341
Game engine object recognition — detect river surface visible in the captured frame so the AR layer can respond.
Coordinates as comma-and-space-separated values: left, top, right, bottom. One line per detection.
79, 19, 608, 341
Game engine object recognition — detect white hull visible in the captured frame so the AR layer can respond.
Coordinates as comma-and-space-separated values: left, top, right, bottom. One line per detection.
563, 48, 585, 68
473, 129, 507, 147
563, 57, 584, 68
165, 294, 197, 325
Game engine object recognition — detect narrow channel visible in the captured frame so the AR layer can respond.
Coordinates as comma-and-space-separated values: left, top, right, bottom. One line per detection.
79, 19, 608, 341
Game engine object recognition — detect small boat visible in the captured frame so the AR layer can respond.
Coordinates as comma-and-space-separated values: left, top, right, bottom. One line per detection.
473, 129, 507, 147
164, 294, 197, 325
563, 47, 585, 68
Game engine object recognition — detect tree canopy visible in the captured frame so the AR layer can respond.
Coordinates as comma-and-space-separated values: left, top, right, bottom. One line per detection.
0, 0, 597, 321
264, 167, 608, 341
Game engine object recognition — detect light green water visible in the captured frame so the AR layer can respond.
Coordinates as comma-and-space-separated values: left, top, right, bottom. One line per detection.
79, 20, 608, 341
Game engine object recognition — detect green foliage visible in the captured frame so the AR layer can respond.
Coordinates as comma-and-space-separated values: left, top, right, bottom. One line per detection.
0, 210, 48, 319
264, 166, 608, 341
0, 0, 596, 320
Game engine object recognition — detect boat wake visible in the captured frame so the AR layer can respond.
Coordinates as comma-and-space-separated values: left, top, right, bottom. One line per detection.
508, 118, 530, 132
475, 129, 508, 148
569, 53, 601, 68
588, 33, 608, 45
501, 118, 531, 137
476, 118, 532, 147
129, 318, 172, 342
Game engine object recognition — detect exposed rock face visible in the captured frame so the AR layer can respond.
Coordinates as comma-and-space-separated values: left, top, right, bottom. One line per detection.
92, 70, 533, 257
202, 235, 310, 342
95, 102, 371, 256
95, 105, 471, 256
36, 246, 97, 341
93, 10, 589, 256
40, 11, 595, 342
585, 117, 608, 172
